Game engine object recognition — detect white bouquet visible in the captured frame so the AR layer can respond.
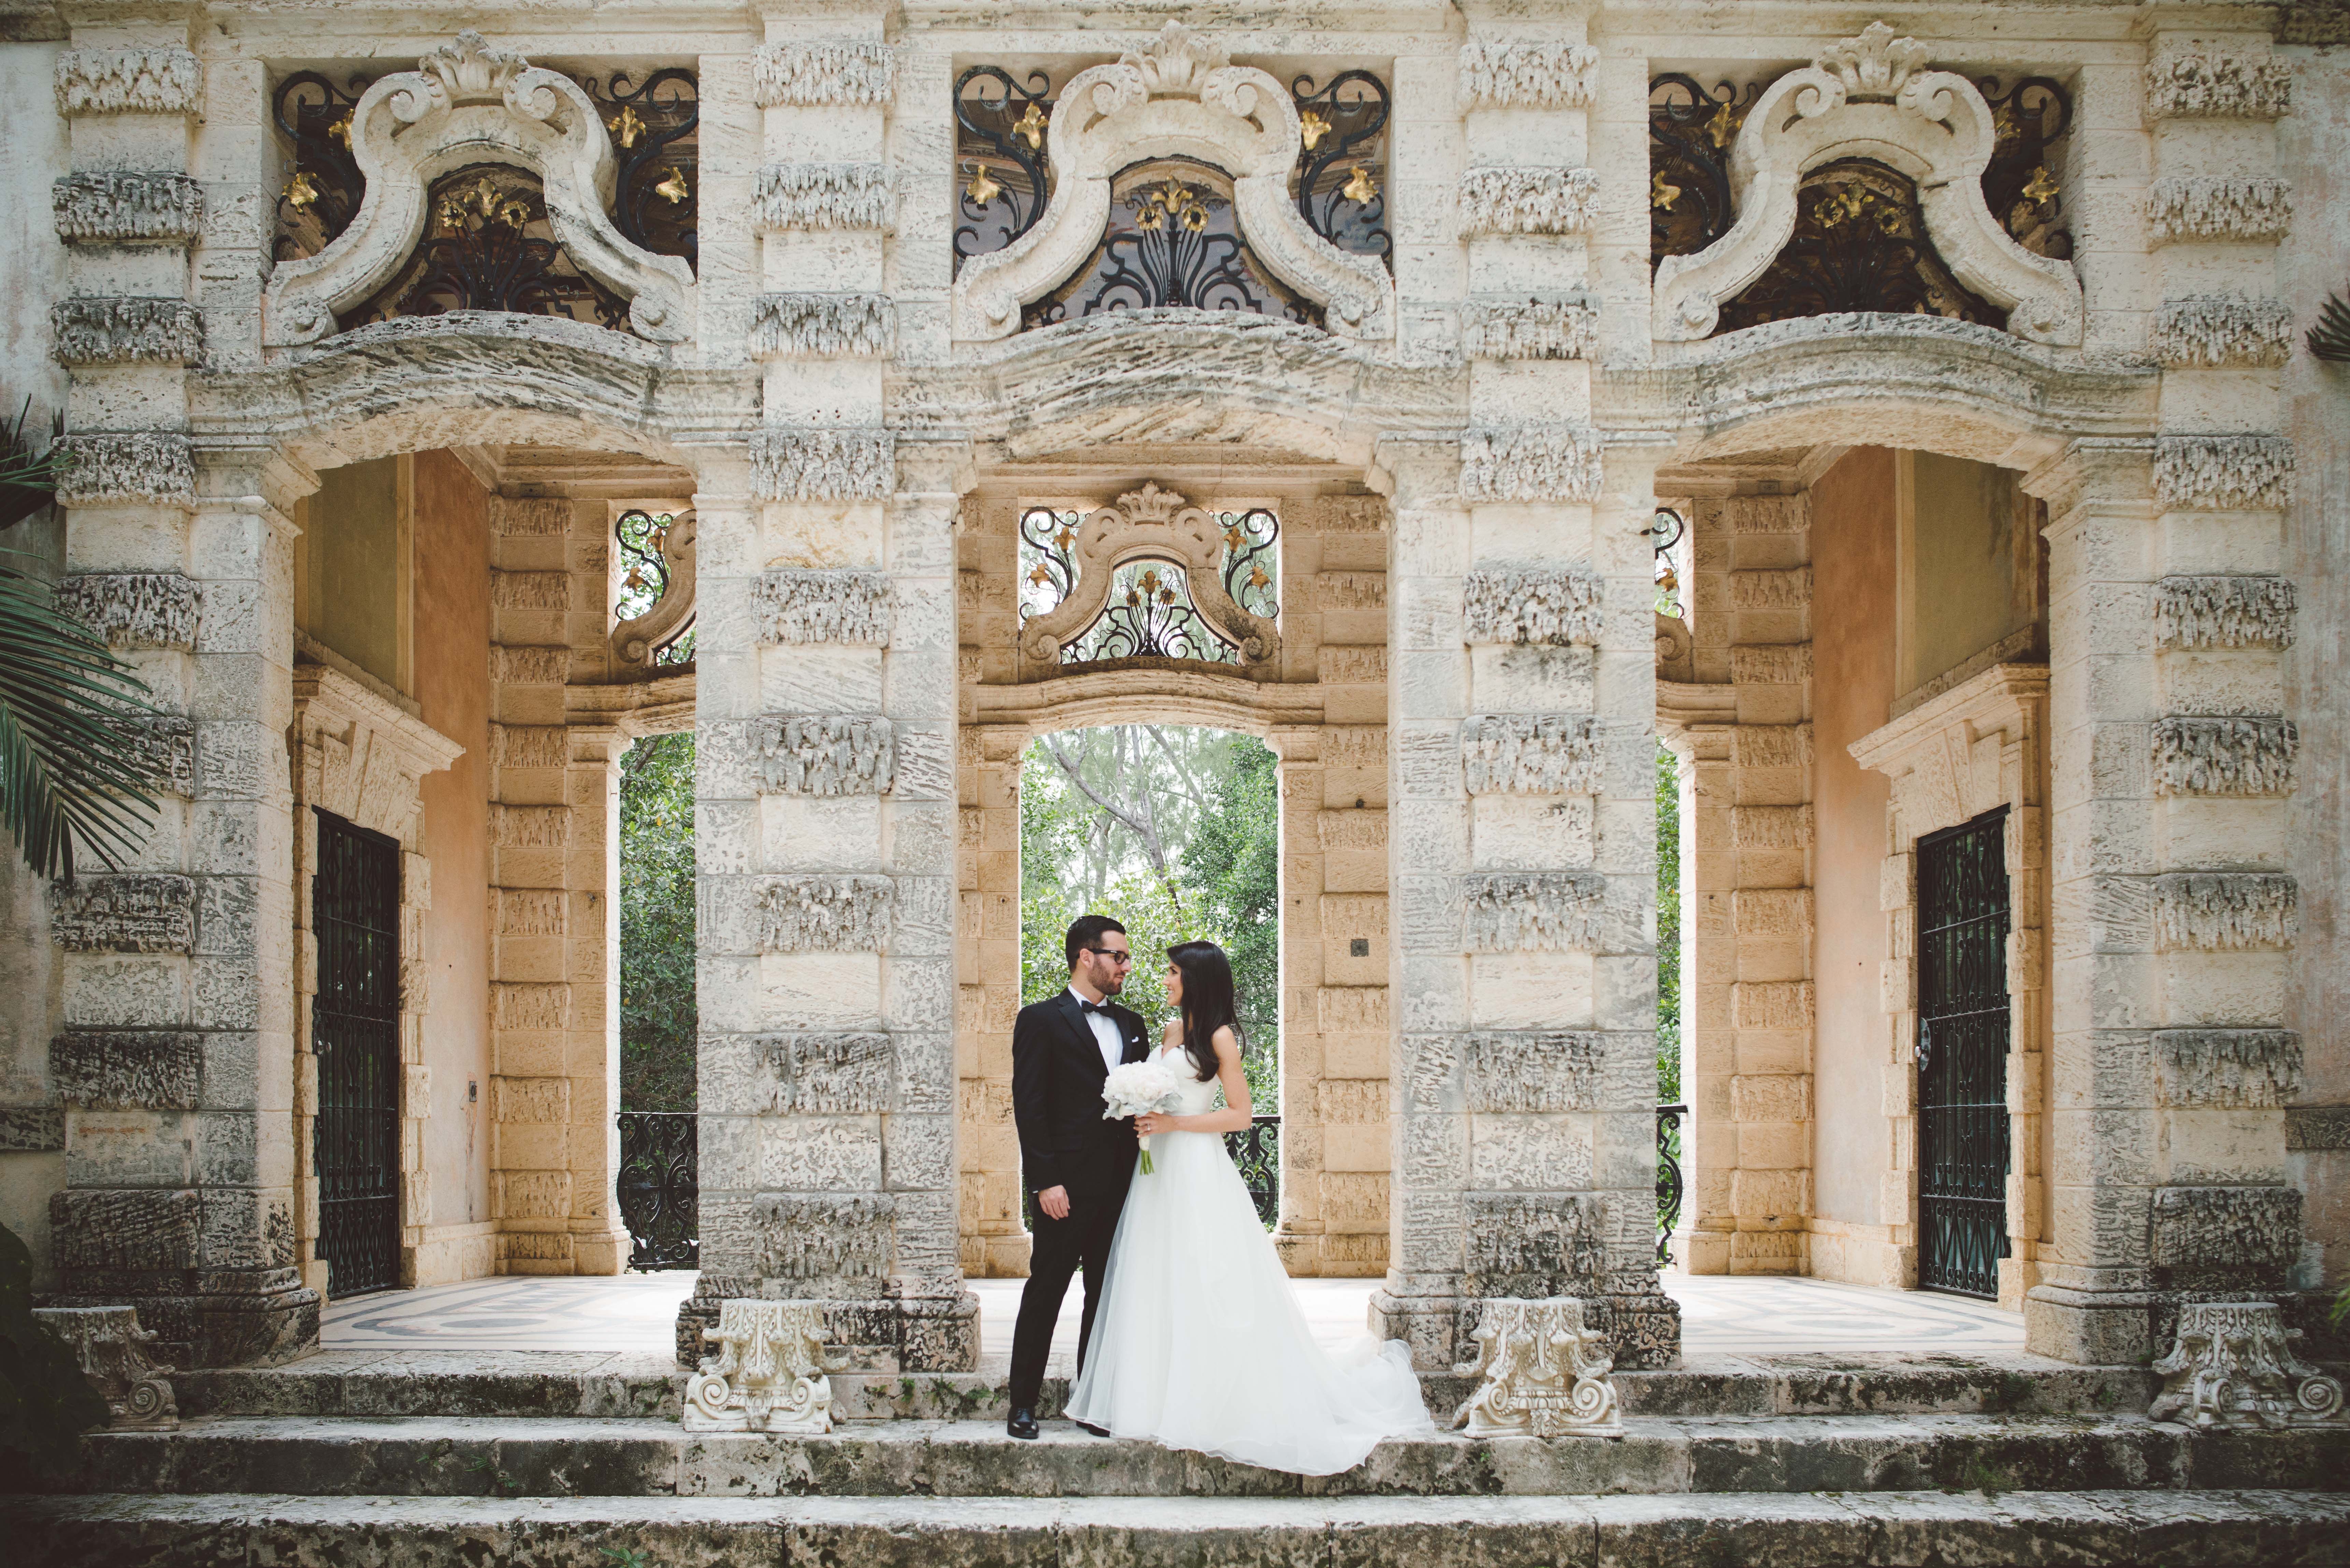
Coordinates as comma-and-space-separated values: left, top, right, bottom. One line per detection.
1100, 1058, 1184, 1174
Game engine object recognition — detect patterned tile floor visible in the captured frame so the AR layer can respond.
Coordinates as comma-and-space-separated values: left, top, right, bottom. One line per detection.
323, 1267, 2024, 1360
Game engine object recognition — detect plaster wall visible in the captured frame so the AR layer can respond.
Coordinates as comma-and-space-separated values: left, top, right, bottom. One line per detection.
410, 450, 494, 1283
1903, 453, 2036, 698
299, 458, 405, 691
1809, 448, 1897, 1252
2281, 42, 2350, 1292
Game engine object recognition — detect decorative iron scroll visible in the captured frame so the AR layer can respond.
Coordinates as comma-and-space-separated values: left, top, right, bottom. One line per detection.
1023, 160, 1322, 328
1976, 76, 2073, 260
1655, 1102, 1686, 1266
273, 70, 373, 263
1223, 1115, 1281, 1229
954, 66, 1055, 268
611, 508, 696, 668
618, 1110, 699, 1270
580, 69, 700, 269
341, 164, 632, 331
1019, 489, 1279, 668
1648, 67, 2074, 320
1646, 507, 1685, 618
1290, 70, 1392, 266
1717, 159, 2001, 332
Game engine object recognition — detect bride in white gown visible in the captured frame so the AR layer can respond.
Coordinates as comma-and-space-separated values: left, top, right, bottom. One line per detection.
1064, 940, 1433, 1475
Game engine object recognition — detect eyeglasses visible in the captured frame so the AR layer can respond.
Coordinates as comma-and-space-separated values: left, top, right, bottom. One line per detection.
1086, 948, 1134, 966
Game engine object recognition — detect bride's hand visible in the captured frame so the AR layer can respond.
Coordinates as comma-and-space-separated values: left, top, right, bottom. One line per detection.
1134, 1113, 1177, 1135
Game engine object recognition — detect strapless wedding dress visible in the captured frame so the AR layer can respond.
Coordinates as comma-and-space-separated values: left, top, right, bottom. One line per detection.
1064, 1048, 1433, 1474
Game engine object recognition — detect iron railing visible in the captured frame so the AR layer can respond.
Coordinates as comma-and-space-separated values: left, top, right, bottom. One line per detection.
616, 1112, 698, 1270
1656, 1103, 1687, 1266
1223, 1115, 1281, 1229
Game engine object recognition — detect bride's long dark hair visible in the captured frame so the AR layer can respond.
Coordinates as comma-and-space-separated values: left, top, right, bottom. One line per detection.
1166, 940, 1243, 1083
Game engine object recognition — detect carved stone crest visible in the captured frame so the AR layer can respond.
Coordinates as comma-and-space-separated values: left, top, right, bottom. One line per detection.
682, 1298, 849, 1433
1018, 481, 1279, 668
1453, 1296, 1621, 1437
2149, 1301, 2342, 1430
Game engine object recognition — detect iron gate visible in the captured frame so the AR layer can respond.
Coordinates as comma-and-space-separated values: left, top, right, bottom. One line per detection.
1916, 806, 2012, 1299
312, 811, 403, 1297
616, 1112, 700, 1269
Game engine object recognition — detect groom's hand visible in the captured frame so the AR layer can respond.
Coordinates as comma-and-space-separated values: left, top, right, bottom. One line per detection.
1037, 1185, 1070, 1220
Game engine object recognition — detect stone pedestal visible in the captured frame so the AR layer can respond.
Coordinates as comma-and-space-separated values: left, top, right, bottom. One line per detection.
2150, 1301, 2342, 1430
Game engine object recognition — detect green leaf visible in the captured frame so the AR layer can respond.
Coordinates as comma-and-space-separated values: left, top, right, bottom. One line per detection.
0, 556, 169, 880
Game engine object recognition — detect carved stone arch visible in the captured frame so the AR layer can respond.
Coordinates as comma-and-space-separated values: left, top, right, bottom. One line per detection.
1017, 480, 1280, 668
1653, 23, 2083, 347
951, 24, 1394, 342
263, 30, 696, 347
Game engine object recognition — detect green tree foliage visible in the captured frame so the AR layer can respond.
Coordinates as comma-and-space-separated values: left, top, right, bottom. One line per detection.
1019, 728, 1280, 1112
619, 731, 695, 1111
1657, 744, 1681, 1104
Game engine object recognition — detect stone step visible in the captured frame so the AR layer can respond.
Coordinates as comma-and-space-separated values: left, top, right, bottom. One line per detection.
175, 1350, 2153, 1422
50, 1411, 2349, 1500
9, 1489, 2348, 1567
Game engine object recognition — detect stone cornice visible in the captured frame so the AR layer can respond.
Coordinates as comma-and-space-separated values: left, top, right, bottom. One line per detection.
1849, 662, 2048, 778
292, 663, 465, 779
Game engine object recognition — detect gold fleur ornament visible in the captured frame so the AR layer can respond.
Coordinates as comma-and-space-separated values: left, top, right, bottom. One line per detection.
1299, 109, 1330, 150
654, 166, 691, 204
609, 104, 646, 150
2020, 166, 2060, 206
285, 170, 321, 210
1013, 101, 1047, 149
1651, 171, 1681, 212
964, 162, 1003, 205
1341, 165, 1378, 205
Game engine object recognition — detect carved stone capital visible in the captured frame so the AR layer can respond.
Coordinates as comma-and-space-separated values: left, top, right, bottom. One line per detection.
32, 1305, 177, 1429
55, 434, 196, 508
751, 429, 895, 501
2154, 574, 2295, 650
2145, 50, 2293, 122
1457, 41, 1598, 110
2150, 715, 2296, 797
51, 299, 206, 367
1460, 296, 1598, 361
753, 568, 892, 645
1460, 424, 1603, 503
753, 163, 896, 232
1452, 1296, 1622, 1436
1461, 566, 1604, 647
752, 42, 895, 107
54, 47, 203, 117
681, 1299, 846, 1433
2150, 872, 2296, 952
750, 292, 895, 359
2150, 1301, 2341, 1429
53, 172, 204, 246
1457, 167, 1599, 237
752, 715, 896, 796
2145, 177, 2293, 245
2154, 435, 2293, 511
56, 571, 201, 648
2152, 296, 2294, 369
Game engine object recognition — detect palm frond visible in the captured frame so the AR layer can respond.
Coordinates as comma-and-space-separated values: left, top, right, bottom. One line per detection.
0, 400, 62, 532
0, 557, 170, 881
2310, 291, 2350, 364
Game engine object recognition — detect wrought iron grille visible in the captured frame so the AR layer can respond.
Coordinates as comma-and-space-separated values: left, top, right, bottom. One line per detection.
1023, 160, 1321, 329
1289, 70, 1391, 265
614, 509, 693, 665
954, 66, 1055, 265
1647, 70, 2073, 332
1916, 806, 2013, 1300
617, 1112, 699, 1270
1223, 1116, 1282, 1230
1656, 1102, 1687, 1265
1647, 508, 1686, 619
341, 164, 633, 332
312, 810, 402, 1298
1018, 503, 1279, 667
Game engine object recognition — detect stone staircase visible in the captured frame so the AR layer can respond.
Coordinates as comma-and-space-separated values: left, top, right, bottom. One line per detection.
8, 1352, 2347, 1565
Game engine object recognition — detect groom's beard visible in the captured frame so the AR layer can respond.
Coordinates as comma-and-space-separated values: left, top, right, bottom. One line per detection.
1097, 970, 1126, 996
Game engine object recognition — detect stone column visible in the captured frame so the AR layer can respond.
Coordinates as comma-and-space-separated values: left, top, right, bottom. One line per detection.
44, 27, 318, 1366
955, 721, 1027, 1279
1721, 495, 1817, 1276
2028, 33, 2304, 1364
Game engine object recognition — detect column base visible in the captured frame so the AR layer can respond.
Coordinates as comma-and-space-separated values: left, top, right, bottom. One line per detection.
675, 1279, 981, 1373
51, 1268, 321, 1369
1369, 1278, 1464, 1371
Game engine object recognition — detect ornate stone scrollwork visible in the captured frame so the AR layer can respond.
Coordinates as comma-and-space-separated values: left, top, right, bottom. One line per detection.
1652, 21, 2083, 346
681, 1298, 849, 1433
32, 1304, 178, 1429
1453, 1296, 1623, 1437
951, 23, 1394, 341
1018, 481, 1280, 668
263, 30, 695, 346
2149, 1301, 2342, 1430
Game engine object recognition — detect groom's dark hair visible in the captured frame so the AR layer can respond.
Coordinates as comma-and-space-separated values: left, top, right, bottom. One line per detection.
1065, 914, 1128, 971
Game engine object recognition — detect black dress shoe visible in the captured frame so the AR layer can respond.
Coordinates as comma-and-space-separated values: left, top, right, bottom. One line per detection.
1074, 1420, 1110, 1437
1007, 1406, 1039, 1440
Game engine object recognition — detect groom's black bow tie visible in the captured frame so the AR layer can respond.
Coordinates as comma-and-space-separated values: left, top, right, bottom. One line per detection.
1077, 998, 1112, 1015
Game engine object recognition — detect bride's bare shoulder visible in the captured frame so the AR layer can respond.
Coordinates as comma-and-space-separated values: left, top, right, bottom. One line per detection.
1161, 1017, 1183, 1044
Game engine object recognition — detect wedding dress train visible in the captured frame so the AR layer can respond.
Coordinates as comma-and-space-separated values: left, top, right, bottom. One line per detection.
1064, 1049, 1433, 1474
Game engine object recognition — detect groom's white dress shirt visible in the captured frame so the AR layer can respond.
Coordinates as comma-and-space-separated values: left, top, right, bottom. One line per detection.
1068, 987, 1123, 1074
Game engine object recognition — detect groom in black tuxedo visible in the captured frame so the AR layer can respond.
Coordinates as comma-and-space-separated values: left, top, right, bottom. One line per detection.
1005, 914, 1149, 1439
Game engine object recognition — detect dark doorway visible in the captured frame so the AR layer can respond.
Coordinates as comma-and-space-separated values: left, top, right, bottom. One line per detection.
1916, 806, 2012, 1299
312, 810, 403, 1297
